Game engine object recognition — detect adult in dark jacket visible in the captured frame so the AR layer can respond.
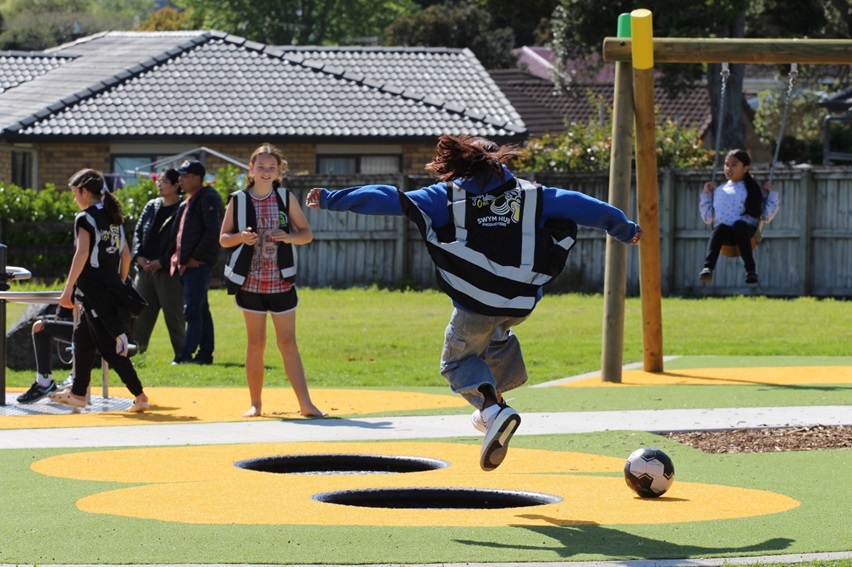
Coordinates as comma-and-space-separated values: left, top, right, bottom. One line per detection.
169, 159, 222, 365
132, 168, 185, 360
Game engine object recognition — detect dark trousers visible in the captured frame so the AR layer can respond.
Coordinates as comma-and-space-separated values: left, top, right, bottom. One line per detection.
33, 319, 73, 376
703, 221, 758, 273
71, 309, 144, 398
134, 268, 185, 357
178, 264, 215, 361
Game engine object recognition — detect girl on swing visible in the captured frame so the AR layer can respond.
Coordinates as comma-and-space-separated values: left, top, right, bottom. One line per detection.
699, 149, 779, 285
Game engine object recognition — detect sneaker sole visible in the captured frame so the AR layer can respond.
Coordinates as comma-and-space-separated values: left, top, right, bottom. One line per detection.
480, 412, 521, 472
17, 396, 48, 404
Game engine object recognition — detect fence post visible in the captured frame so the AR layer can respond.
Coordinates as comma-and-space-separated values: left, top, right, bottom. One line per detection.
393, 175, 408, 283
0, 244, 7, 406
797, 167, 815, 296
659, 168, 675, 294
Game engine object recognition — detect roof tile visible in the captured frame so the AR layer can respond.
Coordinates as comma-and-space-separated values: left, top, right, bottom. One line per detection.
1, 32, 525, 139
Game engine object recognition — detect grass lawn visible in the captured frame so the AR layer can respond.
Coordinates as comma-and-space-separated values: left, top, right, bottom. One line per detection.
4, 286, 851, 389
1, 286, 850, 566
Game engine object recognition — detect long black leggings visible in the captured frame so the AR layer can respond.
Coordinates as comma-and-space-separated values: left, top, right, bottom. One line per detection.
70, 309, 144, 397
703, 220, 758, 273
32, 319, 73, 376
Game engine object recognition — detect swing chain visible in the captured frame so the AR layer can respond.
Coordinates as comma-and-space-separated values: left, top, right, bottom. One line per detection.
711, 63, 731, 185
769, 63, 799, 186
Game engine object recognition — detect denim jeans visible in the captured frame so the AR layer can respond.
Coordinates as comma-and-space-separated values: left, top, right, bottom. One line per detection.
440, 308, 530, 409
178, 264, 214, 361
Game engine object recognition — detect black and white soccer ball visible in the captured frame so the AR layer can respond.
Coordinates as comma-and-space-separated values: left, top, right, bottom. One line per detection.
624, 447, 675, 498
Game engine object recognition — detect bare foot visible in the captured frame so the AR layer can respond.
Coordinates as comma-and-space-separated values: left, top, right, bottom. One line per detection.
299, 404, 327, 418
243, 405, 262, 418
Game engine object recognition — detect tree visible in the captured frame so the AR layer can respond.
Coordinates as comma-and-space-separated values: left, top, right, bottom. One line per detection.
384, 1, 516, 69
468, 0, 557, 46
135, 6, 186, 31
174, 0, 418, 45
550, 0, 846, 154
0, 0, 157, 49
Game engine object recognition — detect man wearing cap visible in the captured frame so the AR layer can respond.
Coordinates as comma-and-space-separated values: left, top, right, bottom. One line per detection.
170, 159, 222, 365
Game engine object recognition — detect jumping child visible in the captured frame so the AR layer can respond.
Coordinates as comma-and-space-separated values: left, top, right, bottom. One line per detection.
306, 134, 641, 471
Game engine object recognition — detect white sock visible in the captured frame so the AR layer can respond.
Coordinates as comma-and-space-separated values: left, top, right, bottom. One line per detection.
480, 404, 501, 427
36, 373, 53, 388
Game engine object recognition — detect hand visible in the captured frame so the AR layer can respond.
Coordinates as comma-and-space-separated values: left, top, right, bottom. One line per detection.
137, 257, 150, 269
630, 226, 643, 245
59, 288, 75, 309
762, 181, 774, 194
115, 333, 130, 357
270, 229, 289, 243
703, 182, 715, 194
241, 227, 258, 245
305, 188, 322, 209
144, 259, 162, 273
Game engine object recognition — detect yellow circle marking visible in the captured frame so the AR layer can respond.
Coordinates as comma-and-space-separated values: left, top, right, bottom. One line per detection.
31, 442, 799, 527
561, 366, 852, 387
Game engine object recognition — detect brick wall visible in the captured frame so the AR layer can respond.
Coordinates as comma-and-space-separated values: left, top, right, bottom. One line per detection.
23, 140, 436, 191
402, 143, 436, 173
0, 147, 12, 183
192, 142, 318, 176
37, 142, 112, 190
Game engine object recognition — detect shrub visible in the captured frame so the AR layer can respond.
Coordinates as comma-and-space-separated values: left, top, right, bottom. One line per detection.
0, 183, 76, 224
516, 94, 713, 173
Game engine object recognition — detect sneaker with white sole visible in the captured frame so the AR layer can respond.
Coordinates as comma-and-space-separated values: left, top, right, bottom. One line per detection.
479, 404, 521, 471
16, 380, 56, 404
471, 409, 486, 434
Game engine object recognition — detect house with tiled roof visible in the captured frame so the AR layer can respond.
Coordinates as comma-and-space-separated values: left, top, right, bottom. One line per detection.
502, 46, 769, 161
0, 31, 525, 190
490, 67, 712, 138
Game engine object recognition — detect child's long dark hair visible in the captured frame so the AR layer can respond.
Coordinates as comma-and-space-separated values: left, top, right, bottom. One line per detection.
425, 135, 520, 183
68, 168, 124, 225
245, 143, 287, 190
728, 149, 763, 219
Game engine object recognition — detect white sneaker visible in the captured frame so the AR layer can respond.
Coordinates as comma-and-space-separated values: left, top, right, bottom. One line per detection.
471, 409, 487, 434
479, 404, 521, 472
57, 375, 74, 390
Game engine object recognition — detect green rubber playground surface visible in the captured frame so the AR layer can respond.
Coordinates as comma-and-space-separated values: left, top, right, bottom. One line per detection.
1, 355, 850, 565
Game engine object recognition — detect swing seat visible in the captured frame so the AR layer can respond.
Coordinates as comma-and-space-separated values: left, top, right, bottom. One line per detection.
720, 221, 764, 258
720, 237, 758, 258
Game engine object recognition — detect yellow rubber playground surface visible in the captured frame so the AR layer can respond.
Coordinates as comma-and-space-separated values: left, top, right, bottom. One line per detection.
1, 358, 851, 565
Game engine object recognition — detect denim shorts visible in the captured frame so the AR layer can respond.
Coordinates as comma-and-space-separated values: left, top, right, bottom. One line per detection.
235, 288, 298, 314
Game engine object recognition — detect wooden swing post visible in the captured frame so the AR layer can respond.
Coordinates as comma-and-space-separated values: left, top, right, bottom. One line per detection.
599, 18, 851, 379
600, 13, 634, 383
630, 9, 664, 373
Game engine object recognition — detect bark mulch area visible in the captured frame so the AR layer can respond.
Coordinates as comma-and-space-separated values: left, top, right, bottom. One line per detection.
665, 425, 852, 454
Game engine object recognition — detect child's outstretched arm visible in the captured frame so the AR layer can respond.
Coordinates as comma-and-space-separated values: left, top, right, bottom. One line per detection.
542, 187, 641, 244
306, 185, 403, 215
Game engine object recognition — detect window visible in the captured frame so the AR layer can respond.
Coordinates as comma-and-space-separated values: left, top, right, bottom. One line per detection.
317, 154, 400, 175
11, 151, 33, 189
110, 155, 156, 190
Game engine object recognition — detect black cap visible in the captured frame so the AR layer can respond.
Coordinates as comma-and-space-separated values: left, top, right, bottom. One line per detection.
176, 159, 206, 178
